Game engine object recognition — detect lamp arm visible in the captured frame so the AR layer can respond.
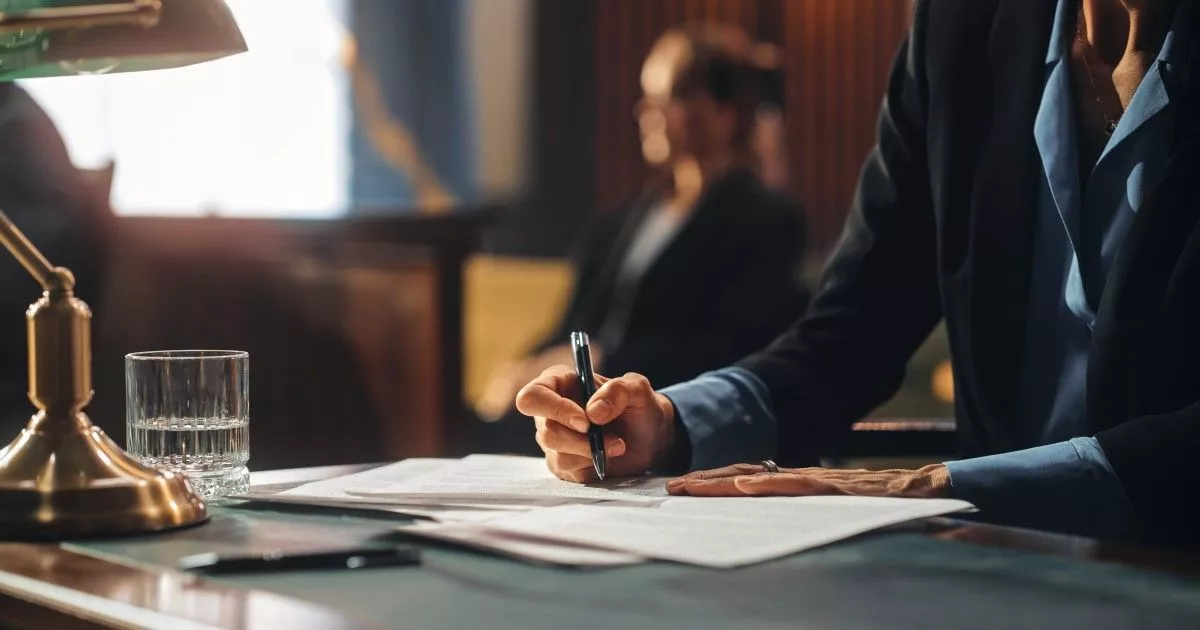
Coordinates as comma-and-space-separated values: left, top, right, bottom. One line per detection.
0, 208, 72, 292
0, 1, 162, 33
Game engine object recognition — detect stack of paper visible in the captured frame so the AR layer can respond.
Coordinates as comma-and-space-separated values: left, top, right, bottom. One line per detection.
239, 455, 974, 569
399, 522, 646, 567
235, 458, 550, 523
238, 456, 660, 566
349, 454, 668, 505
441, 495, 974, 568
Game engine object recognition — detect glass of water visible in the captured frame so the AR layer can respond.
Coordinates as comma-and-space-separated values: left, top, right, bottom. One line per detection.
125, 350, 250, 500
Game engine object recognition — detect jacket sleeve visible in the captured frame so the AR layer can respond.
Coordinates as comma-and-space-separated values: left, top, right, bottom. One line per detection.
603, 206, 809, 389
736, 4, 945, 464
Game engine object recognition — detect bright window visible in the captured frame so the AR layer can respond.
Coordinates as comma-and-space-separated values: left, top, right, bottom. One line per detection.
22, 0, 351, 218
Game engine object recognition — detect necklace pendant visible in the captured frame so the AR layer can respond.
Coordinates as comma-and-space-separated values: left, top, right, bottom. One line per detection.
1105, 120, 1118, 135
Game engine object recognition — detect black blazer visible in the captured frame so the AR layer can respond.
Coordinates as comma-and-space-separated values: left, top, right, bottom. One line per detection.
739, 0, 1200, 546
543, 169, 809, 390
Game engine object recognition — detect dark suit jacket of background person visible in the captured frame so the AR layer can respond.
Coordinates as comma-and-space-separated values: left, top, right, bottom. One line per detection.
735, 0, 1200, 547
0, 84, 105, 433
539, 168, 810, 391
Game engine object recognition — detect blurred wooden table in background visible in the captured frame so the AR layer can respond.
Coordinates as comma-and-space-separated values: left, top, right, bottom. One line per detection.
87, 211, 492, 470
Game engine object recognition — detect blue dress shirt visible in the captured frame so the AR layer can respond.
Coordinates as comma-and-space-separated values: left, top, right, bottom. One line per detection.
661, 0, 1190, 539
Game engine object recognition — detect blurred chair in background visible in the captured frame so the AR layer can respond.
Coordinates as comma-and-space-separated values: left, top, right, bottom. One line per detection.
473, 23, 811, 455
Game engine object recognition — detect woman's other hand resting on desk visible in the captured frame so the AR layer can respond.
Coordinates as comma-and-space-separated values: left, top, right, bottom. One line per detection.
515, 366, 950, 498
515, 367, 678, 483
665, 464, 949, 499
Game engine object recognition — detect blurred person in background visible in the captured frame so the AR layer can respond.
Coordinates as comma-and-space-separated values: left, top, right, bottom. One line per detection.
475, 23, 810, 453
0, 84, 106, 436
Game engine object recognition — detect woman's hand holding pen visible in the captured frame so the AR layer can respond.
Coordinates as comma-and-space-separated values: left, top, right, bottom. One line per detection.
516, 367, 677, 483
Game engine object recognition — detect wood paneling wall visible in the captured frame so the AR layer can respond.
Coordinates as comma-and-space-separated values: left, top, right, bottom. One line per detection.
786, 0, 913, 252
590, 0, 912, 255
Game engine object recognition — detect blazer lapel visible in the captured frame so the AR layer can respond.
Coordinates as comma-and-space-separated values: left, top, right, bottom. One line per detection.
1095, 2, 1200, 328
959, 0, 1056, 450
1090, 6, 1200, 428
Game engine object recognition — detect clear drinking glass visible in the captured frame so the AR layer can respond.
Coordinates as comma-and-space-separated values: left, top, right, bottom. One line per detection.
125, 350, 250, 499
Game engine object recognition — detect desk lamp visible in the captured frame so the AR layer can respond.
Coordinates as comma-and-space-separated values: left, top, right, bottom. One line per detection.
0, 0, 246, 538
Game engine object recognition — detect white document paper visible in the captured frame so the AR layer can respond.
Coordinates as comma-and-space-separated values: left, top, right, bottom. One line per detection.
353, 454, 667, 505
397, 522, 646, 567
473, 496, 975, 568
275, 458, 451, 501
230, 493, 523, 523
234, 458, 579, 523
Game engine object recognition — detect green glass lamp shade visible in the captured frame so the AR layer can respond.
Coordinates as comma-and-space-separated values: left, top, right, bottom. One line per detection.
0, 0, 247, 81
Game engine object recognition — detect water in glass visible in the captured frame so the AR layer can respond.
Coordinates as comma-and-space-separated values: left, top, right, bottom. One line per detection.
126, 350, 250, 499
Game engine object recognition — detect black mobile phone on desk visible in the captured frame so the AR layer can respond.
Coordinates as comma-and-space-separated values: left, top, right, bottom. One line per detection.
178, 545, 421, 575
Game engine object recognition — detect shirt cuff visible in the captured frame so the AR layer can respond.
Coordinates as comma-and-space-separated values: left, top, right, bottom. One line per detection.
944, 437, 1137, 539
660, 367, 778, 471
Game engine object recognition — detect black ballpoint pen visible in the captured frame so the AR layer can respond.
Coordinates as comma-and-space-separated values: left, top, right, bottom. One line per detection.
178, 546, 421, 575
570, 331, 606, 480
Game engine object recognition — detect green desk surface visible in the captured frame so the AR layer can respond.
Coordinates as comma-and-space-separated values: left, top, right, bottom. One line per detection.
63, 502, 1200, 630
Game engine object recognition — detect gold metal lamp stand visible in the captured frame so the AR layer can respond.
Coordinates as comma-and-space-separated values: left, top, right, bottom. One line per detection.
0, 210, 207, 538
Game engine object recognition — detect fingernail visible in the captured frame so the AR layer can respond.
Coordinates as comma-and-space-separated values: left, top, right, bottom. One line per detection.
587, 400, 614, 422
610, 439, 626, 456
570, 416, 589, 432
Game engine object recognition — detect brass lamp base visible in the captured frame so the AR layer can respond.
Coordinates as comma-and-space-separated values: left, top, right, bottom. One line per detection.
0, 413, 208, 539
0, 216, 208, 538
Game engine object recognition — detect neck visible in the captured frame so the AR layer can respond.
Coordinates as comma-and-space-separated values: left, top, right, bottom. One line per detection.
1081, 0, 1178, 64
668, 151, 739, 204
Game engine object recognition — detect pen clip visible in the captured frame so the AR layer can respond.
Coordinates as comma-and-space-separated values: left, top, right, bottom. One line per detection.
570, 331, 596, 401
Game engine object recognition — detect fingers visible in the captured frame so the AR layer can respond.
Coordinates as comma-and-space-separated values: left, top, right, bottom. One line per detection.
666, 476, 746, 496
664, 463, 769, 494
587, 373, 656, 425
734, 473, 837, 496
515, 366, 589, 432
535, 415, 627, 485
547, 448, 644, 484
664, 465, 934, 498
665, 468, 840, 497
673, 463, 765, 483
547, 451, 596, 483
535, 417, 626, 458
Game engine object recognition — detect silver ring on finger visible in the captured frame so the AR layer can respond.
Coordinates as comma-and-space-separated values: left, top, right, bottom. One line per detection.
761, 459, 780, 473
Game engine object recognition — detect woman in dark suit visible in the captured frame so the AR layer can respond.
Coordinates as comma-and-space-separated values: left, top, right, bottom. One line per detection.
475, 24, 809, 447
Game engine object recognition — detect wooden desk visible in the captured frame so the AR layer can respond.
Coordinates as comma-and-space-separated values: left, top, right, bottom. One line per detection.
1, 465, 1198, 630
